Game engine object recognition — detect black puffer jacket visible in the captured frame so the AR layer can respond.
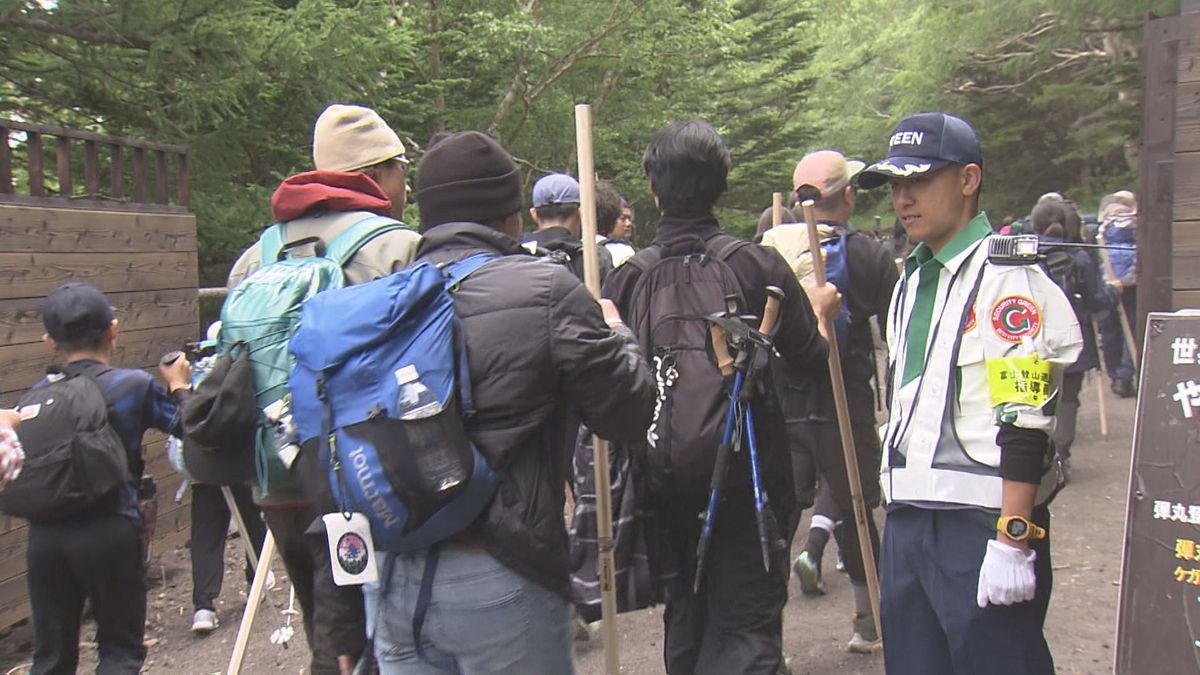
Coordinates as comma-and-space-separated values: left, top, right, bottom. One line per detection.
416, 222, 655, 598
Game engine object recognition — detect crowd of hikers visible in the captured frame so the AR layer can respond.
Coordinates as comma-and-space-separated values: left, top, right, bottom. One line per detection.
0, 103, 1141, 675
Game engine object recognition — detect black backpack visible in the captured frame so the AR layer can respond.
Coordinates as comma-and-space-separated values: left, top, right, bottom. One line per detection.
1041, 248, 1082, 312
625, 234, 750, 500
0, 364, 130, 522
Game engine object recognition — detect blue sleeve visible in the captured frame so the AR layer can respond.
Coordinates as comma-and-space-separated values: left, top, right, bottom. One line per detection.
143, 377, 182, 436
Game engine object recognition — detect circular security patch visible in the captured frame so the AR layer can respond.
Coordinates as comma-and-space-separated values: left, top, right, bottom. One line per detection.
336, 532, 369, 575
990, 296, 1041, 343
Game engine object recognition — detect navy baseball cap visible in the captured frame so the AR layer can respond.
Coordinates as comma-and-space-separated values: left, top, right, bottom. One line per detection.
531, 173, 581, 207
855, 112, 983, 190
41, 282, 115, 343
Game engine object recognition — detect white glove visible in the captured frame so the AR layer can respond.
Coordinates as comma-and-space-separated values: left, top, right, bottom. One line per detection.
976, 539, 1037, 608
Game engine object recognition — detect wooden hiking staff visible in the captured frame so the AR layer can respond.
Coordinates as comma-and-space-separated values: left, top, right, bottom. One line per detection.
796, 185, 882, 631
221, 486, 260, 568
772, 192, 784, 228
227, 530, 276, 675
1092, 322, 1109, 438
574, 102, 620, 675
1099, 249, 1139, 371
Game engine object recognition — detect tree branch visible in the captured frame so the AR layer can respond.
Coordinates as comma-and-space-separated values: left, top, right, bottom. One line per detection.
0, 16, 152, 50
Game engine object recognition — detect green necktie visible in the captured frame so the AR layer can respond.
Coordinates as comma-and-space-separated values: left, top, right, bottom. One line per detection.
902, 261, 941, 387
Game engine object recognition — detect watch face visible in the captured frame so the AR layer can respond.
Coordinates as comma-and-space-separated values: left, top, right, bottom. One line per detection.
1007, 518, 1028, 538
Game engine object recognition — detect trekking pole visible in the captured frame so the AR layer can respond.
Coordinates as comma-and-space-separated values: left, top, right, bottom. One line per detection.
797, 184, 882, 631
220, 486, 260, 569
772, 192, 784, 228
745, 291, 784, 573
1098, 249, 1139, 371
1092, 322, 1109, 438
693, 289, 783, 591
227, 530, 276, 675
574, 102, 620, 675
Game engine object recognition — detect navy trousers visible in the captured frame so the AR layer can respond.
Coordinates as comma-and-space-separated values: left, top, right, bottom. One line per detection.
880, 505, 1054, 675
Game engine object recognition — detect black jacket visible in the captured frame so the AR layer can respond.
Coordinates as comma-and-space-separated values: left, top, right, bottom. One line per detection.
417, 222, 655, 598
603, 215, 828, 519
525, 225, 614, 287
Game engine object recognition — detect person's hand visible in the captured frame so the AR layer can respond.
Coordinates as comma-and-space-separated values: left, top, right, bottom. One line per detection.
598, 298, 625, 329
159, 354, 193, 392
1107, 278, 1124, 291
976, 539, 1037, 608
0, 409, 19, 430
804, 282, 843, 324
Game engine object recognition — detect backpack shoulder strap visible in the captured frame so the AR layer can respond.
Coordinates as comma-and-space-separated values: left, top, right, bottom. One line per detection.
710, 234, 752, 262
259, 223, 287, 266
324, 214, 409, 267
443, 253, 497, 292
625, 245, 663, 274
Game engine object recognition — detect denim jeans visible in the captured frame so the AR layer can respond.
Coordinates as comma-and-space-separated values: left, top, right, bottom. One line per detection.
364, 544, 574, 675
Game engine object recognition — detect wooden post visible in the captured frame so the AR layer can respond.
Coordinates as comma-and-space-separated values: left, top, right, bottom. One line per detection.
799, 194, 882, 632
155, 150, 169, 204
55, 136, 72, 197
177, 153, 190, 207
132, 147, 146, 203
0, 126, 11, 194
84, 140, 100, 196
574, 103, 620, 675
772, 192, 783, 228
27, 132, 44, 196
227, 531, 276, 675
110, 144, 125, 200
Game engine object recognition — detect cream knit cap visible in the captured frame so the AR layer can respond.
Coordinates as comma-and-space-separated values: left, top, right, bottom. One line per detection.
312, 104, 406, 173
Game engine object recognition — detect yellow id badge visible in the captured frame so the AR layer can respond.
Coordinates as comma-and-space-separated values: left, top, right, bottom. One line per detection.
987, 355, 1053, 407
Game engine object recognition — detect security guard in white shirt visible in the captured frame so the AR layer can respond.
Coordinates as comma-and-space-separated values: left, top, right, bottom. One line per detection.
855, 112, 1082, 675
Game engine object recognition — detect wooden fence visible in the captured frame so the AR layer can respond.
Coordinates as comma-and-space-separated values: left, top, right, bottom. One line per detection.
0, 121, 198, 628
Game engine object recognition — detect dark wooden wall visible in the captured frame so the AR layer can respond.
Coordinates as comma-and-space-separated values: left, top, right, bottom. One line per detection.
1174, 4, 1200, 309
0, 124, 198, 628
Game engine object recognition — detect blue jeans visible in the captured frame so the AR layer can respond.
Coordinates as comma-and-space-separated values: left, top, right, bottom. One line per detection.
881, 506, 1054, 675
364, 544, 574, 675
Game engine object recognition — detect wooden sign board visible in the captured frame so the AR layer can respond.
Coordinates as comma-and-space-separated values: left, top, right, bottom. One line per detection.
1117, 311, 1200, 673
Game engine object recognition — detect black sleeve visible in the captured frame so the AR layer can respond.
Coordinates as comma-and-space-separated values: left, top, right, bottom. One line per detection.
996, 423, 1048, 484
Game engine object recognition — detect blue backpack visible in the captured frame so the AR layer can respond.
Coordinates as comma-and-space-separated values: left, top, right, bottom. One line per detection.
288, 254, 498, 552
822, 232, 854, 347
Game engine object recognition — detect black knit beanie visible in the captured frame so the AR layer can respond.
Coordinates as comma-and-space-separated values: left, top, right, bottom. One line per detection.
415, 131, 523, 231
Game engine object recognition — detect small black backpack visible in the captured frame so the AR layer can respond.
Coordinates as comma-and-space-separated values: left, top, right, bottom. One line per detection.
0, 364, 130, 522
1041, 248, 1083, 313
625, 234, 750, 500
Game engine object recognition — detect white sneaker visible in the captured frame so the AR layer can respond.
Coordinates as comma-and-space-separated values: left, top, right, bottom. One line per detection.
192, 608, 218, 634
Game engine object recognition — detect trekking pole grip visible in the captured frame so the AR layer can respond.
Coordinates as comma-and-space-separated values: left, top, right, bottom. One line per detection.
710, 325, 734, 377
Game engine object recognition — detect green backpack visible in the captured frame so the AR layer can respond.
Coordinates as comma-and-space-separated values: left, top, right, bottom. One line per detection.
219, 214, 406, 504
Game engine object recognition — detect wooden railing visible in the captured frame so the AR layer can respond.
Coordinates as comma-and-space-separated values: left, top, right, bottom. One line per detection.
0, 120, 188, 210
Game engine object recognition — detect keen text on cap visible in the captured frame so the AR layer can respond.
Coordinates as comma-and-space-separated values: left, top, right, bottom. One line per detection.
855, 112, 982, 190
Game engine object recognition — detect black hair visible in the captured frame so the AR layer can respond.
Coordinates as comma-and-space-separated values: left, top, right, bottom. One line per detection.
595, 180, 622, 236
1030, 200, 1068, 240
56, 328, 109, 354
643, 120, 730, 217
534, 202, 579, 222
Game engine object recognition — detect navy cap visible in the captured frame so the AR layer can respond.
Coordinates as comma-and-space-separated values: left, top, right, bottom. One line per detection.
531, 173, 581, 208
855, 112, 983, 190
41, 282, 115, 343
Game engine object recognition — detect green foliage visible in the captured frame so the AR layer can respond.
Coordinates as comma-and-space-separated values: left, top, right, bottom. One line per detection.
0, 0, 1176, 267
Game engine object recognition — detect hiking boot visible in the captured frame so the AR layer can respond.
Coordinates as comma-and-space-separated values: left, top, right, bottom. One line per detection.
793, 550, 825, 596
1112, 378, 1136, 399
847, 612, 882, 654
835, 553, 846, 574
192, 608, 218, 634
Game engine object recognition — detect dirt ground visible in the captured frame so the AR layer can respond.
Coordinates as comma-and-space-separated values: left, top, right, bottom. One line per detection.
0, 370, 1132, 674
